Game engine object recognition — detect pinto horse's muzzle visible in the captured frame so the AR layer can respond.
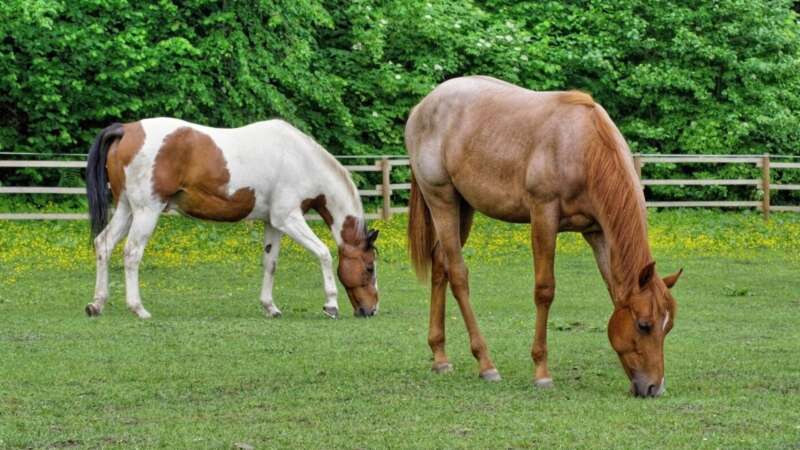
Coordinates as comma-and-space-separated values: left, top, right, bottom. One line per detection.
355, 305, 377, 318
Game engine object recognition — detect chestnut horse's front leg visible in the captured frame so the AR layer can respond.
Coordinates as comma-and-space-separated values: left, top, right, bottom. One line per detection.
583, 231, 614, 300
531, 201, 559, 388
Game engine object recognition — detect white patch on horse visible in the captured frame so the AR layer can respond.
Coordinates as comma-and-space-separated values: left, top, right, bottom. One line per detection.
662, 311, 670, 331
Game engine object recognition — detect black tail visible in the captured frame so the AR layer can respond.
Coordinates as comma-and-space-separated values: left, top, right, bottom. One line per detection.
86, 123, 124, 240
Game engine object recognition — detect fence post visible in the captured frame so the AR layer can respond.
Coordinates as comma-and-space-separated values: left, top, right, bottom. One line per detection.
761, 154, 770, 221
633, 154, 643, 190
380, 157, 392, 220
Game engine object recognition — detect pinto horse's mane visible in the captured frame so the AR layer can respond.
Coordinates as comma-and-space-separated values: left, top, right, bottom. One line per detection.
562, 91, 653, 301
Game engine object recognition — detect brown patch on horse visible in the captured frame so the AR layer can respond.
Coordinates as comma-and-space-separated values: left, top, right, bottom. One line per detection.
337, 215, 379, 314
301, 194, 334, 226
106, 121, 145, 203
340, 215, 364, 246
153, 127, 255, 221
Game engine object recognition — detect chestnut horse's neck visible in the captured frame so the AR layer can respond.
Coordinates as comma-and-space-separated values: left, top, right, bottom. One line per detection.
583, 104, 653, 303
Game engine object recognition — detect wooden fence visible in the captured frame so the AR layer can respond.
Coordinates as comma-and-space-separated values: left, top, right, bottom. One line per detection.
1, 154, 799, 221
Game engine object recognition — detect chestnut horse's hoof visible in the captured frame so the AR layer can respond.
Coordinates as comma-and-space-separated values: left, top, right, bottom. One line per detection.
534, 377, 554, 389
431, 362, 453, 374
85, 303, 101, 317
322, 306, 339, 319
479, 368, 502, 382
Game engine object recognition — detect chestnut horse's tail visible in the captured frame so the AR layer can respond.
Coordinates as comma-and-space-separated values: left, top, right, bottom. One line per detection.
86, 123, 124, 240
407, 174, 435, 281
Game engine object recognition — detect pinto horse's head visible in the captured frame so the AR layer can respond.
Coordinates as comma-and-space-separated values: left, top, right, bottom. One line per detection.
337, 220, 380, 317
608, 262, 682, 398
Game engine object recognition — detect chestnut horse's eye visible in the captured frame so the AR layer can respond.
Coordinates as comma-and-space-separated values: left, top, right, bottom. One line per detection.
366, 264, 375, 274
636, 319, 653, 334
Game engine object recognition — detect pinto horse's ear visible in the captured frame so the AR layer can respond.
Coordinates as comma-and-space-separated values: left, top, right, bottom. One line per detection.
638, 261, 657, 288
663, 268, 683, 289
366, 229, 379, 248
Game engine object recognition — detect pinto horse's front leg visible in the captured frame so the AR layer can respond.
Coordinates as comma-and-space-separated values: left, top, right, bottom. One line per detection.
273, 210, 339, 318
531, 201, 559, 388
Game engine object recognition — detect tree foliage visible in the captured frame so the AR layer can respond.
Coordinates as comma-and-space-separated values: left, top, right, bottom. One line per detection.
1, 0, 799, 201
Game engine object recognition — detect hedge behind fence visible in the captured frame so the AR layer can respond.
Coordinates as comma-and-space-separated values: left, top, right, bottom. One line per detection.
1, 0, 799, 202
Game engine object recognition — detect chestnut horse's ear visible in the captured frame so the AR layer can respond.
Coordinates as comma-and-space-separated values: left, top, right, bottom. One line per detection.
366, 229, 379, 248
663, 268, 683, 289
638, 261, 656, 288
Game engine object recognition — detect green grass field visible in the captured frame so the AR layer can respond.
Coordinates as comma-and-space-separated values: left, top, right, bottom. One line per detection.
1, 211, 799, 449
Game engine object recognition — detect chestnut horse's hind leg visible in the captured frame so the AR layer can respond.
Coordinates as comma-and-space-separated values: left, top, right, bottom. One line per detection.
272, 210, 339, 318
123, 207, 161, 319
427, 194, 498, 381
428, 203, 474, 374
260, 223, 284, 317
428, 243, 451, 373
530, 201, 559, 388
87, 196, 133, 316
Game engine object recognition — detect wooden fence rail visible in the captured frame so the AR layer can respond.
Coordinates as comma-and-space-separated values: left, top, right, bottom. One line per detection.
1, 154, 799, 221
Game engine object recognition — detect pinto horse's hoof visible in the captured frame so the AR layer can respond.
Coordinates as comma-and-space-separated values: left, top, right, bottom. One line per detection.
130, 307, 151, 320
263, 305, 282, 318
431, 362, 454, 374
479, 368, 502, 382
85, 303, 101, 317
534, 378, 554, 389
322, 306, 339, 319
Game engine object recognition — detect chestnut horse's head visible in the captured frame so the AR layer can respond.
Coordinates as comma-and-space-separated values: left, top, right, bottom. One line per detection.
608, 262, 682, 397
337, 228, 380, 317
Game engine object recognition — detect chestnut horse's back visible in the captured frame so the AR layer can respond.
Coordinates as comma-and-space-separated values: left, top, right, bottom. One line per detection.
405, 76, 608, 223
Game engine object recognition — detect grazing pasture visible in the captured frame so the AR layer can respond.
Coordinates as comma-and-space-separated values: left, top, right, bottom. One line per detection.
1, 211, 798, 448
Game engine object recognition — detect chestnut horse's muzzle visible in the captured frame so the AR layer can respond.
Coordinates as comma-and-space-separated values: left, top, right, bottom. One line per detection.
631, 377, 666, 398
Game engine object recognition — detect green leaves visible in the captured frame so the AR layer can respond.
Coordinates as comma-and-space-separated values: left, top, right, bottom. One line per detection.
1, 0, 799, 203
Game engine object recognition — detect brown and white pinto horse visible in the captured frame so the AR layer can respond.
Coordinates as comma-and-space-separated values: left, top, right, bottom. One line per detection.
406, 76, 682, 397
85, 118, 379, 320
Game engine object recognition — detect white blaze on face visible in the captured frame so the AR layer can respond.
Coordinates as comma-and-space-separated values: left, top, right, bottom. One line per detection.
662, 311, 670, 331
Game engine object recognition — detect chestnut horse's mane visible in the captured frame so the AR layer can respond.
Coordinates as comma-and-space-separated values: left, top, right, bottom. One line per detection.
561, 91, 653, 300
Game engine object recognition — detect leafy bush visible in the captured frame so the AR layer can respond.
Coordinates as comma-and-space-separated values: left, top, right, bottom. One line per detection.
1, 0, 798, 203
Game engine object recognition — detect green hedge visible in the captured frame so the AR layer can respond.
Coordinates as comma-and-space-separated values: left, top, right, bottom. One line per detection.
1, 0, 799, 202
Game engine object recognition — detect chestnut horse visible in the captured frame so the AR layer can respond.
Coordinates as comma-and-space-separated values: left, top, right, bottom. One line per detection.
85, 118, 379, 320
406, 76, 682, 397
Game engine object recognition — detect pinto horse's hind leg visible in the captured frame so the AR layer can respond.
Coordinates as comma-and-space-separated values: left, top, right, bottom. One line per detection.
260, 223, 284, 317
272, 210, 339, 318
530, 201, 559, 388
122, 207, 160, 319
87, 197, 133, 316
